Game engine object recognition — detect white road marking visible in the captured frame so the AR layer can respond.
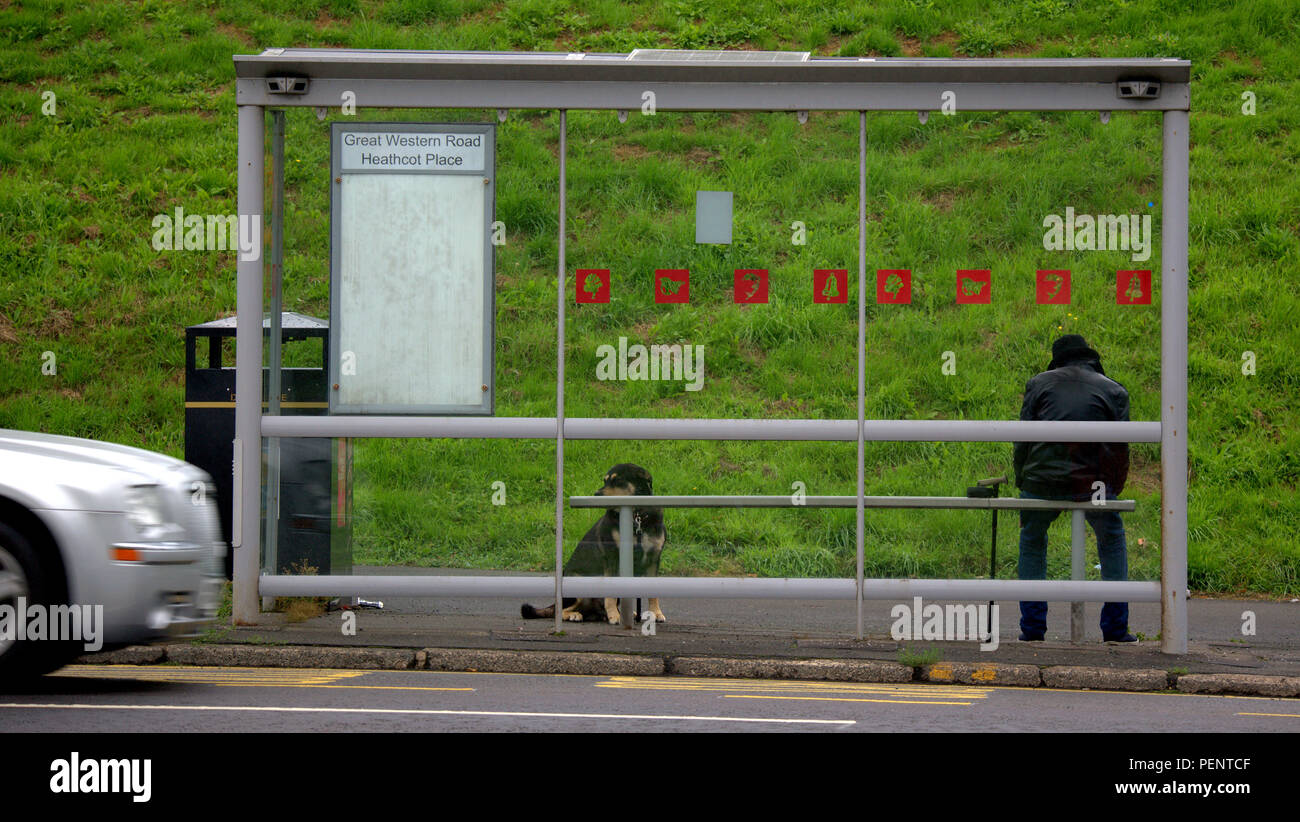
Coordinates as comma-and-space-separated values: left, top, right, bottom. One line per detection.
0, 703, 854, 726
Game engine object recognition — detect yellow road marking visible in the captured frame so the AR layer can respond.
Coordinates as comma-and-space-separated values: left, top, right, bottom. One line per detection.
58, 665, 354, 675
0, 703, 854, 726
979, 684, 1289, 700
601, 675, 989, 689
51, 665, 475, 692
1237, 711, 1300, 718
53, 665, 364, 684
726, 694, 972, 707
599, 682, 989, 698
197, 683, 475, 692
463, 671, 1289, 702
597, 675, 989, 699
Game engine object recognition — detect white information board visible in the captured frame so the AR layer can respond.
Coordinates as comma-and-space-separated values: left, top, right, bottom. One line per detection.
329, 123, 494, 415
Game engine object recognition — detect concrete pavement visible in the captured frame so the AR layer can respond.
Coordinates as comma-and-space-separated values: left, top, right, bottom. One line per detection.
76, 567, 1300, 697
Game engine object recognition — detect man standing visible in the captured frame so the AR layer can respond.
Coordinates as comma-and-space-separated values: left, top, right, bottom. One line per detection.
1013, 334, 1136, 643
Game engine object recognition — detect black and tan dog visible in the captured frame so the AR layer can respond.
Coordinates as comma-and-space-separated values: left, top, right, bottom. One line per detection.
521, 463, 667, 625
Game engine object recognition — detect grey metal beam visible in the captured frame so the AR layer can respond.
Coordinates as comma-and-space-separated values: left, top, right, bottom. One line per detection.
234, 51, 1191, 85
258, 574, 1162, 602
232, 104, 264, 625
262, 415, 1161, 443
1161, 109, 1190, 655
263, 109, 285, 612
618, 504, 633, 627
1070, 508, 1085, 643
856, 110, 866, 641
571, 495, 1136, 511
555, 109, 566, 634
236, 77, 1189, 112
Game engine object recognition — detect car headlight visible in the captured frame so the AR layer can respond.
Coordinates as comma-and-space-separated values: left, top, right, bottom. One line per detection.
124, 484, 167, 532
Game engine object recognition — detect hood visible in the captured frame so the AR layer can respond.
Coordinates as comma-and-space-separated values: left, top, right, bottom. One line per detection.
0, 428, 193, 481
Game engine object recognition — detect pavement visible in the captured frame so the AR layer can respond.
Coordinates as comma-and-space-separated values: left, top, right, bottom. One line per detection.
79, 567, 1300, 697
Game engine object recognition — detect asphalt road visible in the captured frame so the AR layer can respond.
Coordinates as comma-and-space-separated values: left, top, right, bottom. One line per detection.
1, 665, 1297, 733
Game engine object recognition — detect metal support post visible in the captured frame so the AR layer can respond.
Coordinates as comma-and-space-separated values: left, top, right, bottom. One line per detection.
1160, 109, 1190, 654
856, 111, 866, 641
619, 505, 633, 627
233, 104, 265, 625
263, 109, 285, 612
1070, 508, 1085, 643
554, 109, 567, 634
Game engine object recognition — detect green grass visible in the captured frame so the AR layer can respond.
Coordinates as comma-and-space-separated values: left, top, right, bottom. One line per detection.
899, 646, 943, 667
0, 0, 1298, 594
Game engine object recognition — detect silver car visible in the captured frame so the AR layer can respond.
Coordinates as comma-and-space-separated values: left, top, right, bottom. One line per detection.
0, 428, 225, 676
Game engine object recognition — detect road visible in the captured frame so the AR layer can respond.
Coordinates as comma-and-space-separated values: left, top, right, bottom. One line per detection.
1, 665, 1297, 732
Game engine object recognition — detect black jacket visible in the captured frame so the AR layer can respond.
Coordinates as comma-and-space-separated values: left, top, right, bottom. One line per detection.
1013, 356, 1130, 497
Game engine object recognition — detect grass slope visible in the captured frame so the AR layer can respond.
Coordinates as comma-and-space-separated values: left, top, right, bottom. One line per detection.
0, 0, 1297, 594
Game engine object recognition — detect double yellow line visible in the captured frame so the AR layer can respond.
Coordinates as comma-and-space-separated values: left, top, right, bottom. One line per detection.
51, 665, 473, 692
597, 676, 988, 707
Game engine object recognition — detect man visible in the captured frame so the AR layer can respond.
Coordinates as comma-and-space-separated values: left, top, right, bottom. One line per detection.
1013, 334, 1136, 643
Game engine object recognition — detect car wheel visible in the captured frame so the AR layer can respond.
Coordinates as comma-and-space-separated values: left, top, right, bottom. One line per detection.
0, 521, 72, 679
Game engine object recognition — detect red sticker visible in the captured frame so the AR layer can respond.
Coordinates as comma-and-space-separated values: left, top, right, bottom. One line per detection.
814, 269, 848, 304
956, 269, 991, 304
734, 269, 769, 304
654, 269, 690, 303
876, 269, 911, 304
1036, 270, 1071, 305
575, 269, 610, 304
1116, 270, 1151, 305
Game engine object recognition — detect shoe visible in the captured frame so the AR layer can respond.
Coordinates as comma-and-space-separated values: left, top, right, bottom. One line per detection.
1018, 632, 1044, 642
1104, 633, 1138, 643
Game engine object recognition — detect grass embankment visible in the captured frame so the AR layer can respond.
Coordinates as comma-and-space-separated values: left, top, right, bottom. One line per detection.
0, 1, 1296, 593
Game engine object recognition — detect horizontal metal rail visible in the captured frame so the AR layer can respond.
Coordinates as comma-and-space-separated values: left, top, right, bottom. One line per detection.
262, 415, 1160, 442
235, 51, 1192, 84
259, 494, 1142, 607
569, 495, 1136, 511
258, 575, 1159, 602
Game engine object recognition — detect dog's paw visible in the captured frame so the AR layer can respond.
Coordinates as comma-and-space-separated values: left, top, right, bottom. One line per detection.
607, 614, 621, 625
563, 612, 583, 622
653, 611, 667, 623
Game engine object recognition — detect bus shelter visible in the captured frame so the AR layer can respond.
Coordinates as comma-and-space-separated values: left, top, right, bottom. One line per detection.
230, 50, 1190, 653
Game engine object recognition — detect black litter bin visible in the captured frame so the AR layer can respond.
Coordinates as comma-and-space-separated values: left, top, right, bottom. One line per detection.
184, 312, 352, 579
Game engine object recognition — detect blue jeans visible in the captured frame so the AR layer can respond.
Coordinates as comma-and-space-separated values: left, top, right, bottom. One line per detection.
1017, 489, 1129, 639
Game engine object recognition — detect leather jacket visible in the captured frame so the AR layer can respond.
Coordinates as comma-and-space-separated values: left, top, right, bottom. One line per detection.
1013, 356, 1130, 497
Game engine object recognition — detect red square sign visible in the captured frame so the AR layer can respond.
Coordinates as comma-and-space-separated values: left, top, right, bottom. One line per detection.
654, 269, 690, 304
876, 269, 911, 304
1036, 270, 1071, 305
814, 269, 848, 304
1116, 270, 1151, 305
956, 269, 991, 304
575, 269, 610, 304
734, 269, 768, 304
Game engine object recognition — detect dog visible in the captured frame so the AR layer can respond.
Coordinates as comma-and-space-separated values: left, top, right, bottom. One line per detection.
520, 463, 666, 625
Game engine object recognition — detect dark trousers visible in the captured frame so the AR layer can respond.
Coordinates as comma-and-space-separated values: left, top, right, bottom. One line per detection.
1017, 489, 1129, 640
